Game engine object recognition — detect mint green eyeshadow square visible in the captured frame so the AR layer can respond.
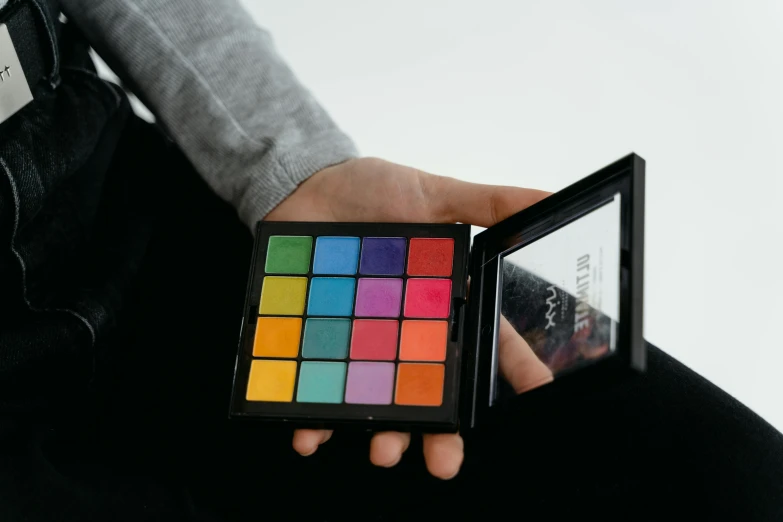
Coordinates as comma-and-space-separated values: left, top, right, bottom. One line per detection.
297, 362, 347, 403
302, 318, 351, 359
265, 236, 312, 274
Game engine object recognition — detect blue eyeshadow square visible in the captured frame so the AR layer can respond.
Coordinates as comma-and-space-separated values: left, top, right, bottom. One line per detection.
297, 362, 346, 403
313, 237, 361, 275
307, 277, 355, 316
359, 237, 407, 275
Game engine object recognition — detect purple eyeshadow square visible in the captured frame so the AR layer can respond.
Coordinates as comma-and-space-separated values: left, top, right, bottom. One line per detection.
355, 278, 403, 317
359, 237, 406, 275
345, 362, 395, 404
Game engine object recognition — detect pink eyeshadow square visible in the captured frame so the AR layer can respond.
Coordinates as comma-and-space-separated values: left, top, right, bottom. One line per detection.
404, 278, 452, 318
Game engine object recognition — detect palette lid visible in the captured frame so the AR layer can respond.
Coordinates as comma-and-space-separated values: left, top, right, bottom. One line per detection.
460, 153, 645, 429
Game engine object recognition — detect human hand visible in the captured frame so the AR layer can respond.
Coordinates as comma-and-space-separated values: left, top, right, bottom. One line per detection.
266, 157, 554, 479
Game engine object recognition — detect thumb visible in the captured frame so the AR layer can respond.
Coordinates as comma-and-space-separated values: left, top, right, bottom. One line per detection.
425, 174, 551, 227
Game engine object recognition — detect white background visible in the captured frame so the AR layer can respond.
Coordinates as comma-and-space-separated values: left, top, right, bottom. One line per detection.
196, 2, 781, 431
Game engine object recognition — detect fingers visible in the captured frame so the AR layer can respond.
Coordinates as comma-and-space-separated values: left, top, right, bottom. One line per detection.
424, 174, 551, 227
498, 315, 554, 394
294, 429, 414, 468
370, 431, 465, 479
370, 432, 411, 467
422, 433, 464, 480
292, 429, 333, 456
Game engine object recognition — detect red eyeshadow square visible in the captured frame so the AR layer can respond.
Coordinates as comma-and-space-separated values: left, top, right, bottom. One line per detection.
404, 279, 452, 318
407, 238, 454, 276
350, 319, 399, 360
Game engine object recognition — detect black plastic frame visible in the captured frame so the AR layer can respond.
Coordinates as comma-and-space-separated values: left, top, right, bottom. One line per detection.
461, 153, 646, 429
229, 222, 471, 432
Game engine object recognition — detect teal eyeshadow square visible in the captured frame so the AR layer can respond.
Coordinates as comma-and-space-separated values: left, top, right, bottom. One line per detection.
313, 237, 361, 275
307, 277, 355, 316
297, 362, 347, 403
302, 318, 351, 359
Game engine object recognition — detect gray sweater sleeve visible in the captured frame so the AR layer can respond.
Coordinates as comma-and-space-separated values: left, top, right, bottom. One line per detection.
59, 0, 358, 228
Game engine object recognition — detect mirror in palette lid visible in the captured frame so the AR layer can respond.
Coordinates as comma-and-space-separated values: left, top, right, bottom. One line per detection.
502, 197, 621, 376
460, 153, 645, 428
229, 153, 645, 433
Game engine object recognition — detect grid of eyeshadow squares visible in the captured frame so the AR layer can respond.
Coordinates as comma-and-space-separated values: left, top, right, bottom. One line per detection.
246, 235, 455, 407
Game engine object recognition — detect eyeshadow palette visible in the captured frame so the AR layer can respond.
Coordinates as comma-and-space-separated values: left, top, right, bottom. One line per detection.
230, 154, 647, 432
232, 224, 469, 430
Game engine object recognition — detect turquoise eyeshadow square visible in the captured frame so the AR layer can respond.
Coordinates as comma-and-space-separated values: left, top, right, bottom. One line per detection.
307, 277, 355, 316
313, 237, 361, 275
297, 362, 347, 403
302, 318, 351, 359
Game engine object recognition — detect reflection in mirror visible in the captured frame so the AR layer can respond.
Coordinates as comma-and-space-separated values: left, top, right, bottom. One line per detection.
499, 193, 622, 389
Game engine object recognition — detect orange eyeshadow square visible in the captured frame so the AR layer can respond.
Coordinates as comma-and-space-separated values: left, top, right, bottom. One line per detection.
399, 320, 447, 361
253, 317, 302, 358
394, 363, 445, 406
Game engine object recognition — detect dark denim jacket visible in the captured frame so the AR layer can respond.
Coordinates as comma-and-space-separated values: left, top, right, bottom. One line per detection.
0, 0, 133, 409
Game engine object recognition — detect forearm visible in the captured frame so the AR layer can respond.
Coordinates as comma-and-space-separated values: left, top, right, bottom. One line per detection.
61, 0, 357, 227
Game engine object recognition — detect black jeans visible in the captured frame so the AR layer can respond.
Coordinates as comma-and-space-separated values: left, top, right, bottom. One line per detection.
1, 4, 783, 521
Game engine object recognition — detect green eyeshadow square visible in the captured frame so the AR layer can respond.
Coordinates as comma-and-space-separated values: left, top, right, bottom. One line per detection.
302, 318, 351, 359
265, 236, 313, 274
297, 362, 347, 403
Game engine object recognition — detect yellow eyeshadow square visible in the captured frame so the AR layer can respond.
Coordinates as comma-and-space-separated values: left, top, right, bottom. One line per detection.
259, 277, 307, 315
253, 317, 302, 358
246, 360, 297, 402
